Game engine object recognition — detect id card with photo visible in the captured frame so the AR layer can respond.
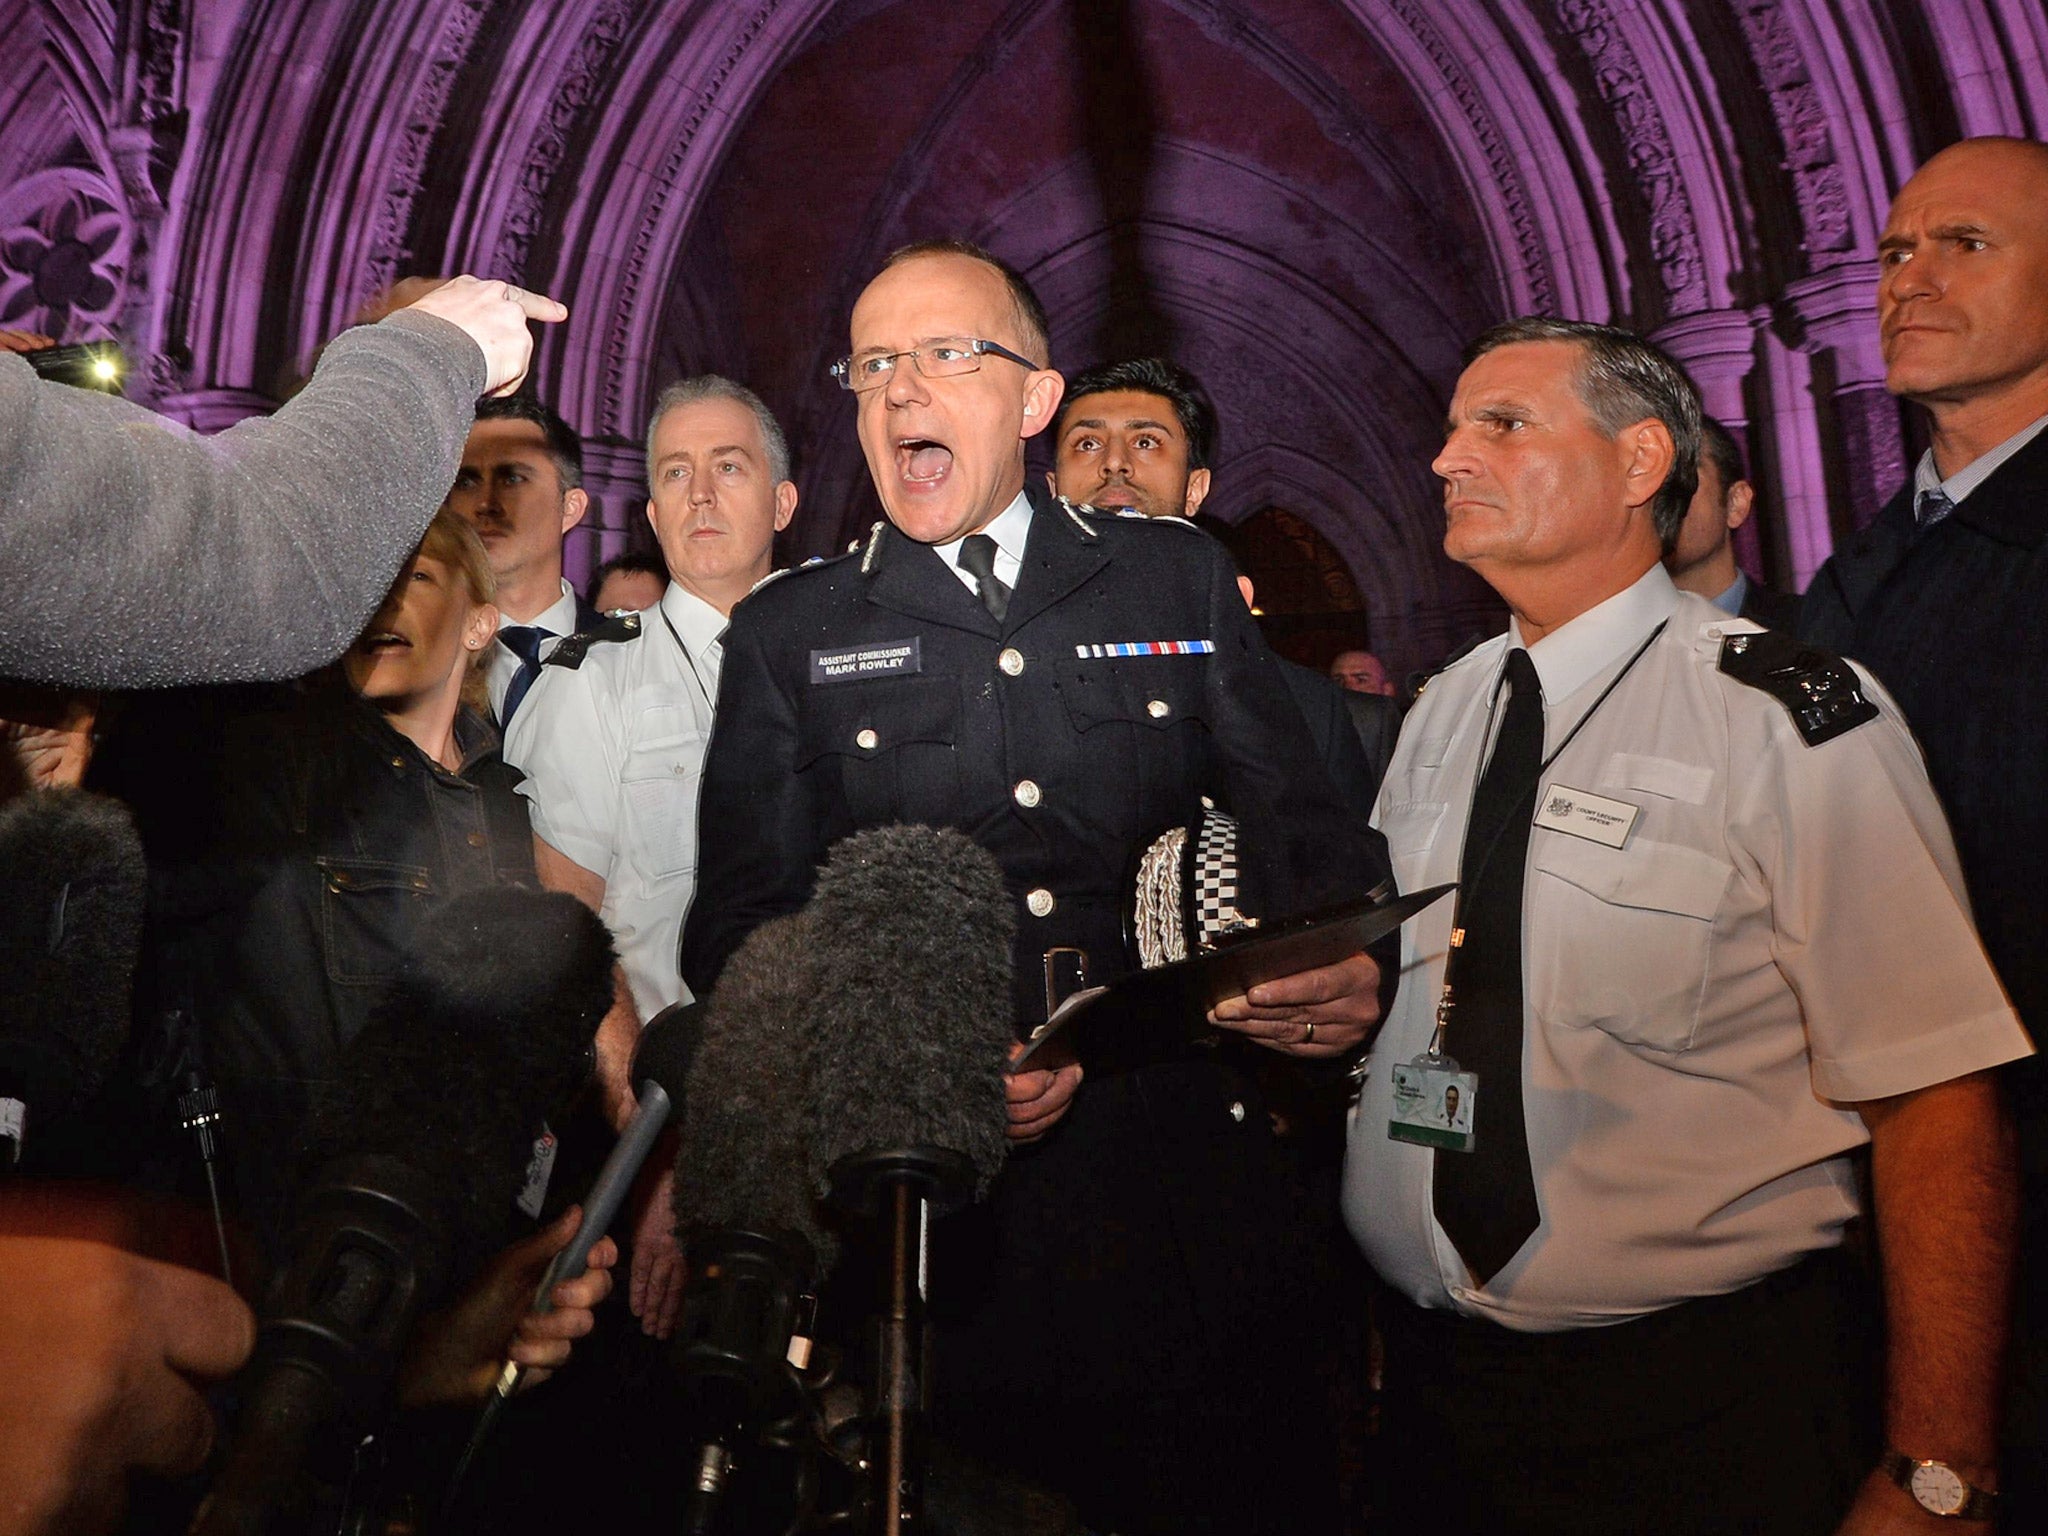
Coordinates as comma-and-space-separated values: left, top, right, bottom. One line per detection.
1388, 1057, 1478, 1153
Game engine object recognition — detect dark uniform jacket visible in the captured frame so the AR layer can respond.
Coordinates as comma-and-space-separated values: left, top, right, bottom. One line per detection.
1738, 577, 1801, 630
681, 485, 1391, 1529
1801, 427, 2048, 1493
158, 682, 535, 1255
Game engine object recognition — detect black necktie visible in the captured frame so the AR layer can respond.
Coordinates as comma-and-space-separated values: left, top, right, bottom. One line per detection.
958, 534, 1010, 622
497, 624, 555, 727
1433, 647, 1545, 1285
1914, 487, 1956, 530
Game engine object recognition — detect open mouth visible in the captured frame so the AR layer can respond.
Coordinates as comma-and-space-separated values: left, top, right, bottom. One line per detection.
359, 629, 412, 653
895, 437, 953, 486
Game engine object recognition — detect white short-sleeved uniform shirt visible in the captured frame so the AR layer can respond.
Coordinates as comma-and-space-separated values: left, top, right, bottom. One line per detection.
1344, 565, 2031, 1332
505, 582, 723, 1021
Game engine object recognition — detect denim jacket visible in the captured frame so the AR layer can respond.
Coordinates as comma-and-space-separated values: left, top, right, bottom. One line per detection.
170, 682, 536, 1251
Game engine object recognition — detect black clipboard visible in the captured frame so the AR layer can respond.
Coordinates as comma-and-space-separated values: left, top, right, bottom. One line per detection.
1012, 882, 1456, 1076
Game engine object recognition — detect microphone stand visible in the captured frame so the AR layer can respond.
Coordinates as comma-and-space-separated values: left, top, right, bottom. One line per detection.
827, 1146, 975, 1536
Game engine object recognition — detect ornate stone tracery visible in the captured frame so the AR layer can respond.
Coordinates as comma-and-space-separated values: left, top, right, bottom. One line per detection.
0, 0, 2033, 664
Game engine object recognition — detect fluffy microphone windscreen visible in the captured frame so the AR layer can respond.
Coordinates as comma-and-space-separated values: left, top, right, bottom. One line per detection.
300, 887, 615, 1271
0, 788, 145, 1114
672, 911, 833, 1265
803, 825, 1014, 1197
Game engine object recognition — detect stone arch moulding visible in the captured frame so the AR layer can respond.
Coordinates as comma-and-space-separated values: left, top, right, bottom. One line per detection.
527, 0, 842, 440
163, 0, 398, 393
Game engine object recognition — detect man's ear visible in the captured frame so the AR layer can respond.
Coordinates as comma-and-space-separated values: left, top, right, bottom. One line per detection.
1044, 468, 1059, 498
1724, 479, 1756, 533
1620, 419, 1676, 512
1235, 574, 1256, 613
559, 486, 591, 536
1019, 369, 1065, 440
1184, 467, 1213, 516
774, 480, 799, 532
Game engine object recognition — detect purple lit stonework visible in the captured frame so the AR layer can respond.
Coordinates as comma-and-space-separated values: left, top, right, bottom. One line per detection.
2, 1, 2043, 674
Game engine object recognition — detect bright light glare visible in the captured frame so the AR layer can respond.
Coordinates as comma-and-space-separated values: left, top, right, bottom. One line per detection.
91, 357, 119, 381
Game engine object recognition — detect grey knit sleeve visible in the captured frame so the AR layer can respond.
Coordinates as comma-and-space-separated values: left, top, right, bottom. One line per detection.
0, 310, 487, 688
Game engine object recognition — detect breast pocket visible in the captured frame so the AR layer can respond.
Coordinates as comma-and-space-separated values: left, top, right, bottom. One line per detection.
796, 674, 961, 826
317, 856, 434, 986
1057, 663, 1210, 830
1377, 800, 1447, 892
1528, 834, 1731, 1052
620, 706, 707, 880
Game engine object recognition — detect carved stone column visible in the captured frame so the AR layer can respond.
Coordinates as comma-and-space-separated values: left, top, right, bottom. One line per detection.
1781, 262, 1904, 536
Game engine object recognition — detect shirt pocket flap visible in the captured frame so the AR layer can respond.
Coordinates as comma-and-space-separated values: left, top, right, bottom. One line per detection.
796, 675, 959, 768
619, 706, 702, 782
1602, 752, 1713, 804
1377, 800, 1447, 855
1532, 835, 1730, 920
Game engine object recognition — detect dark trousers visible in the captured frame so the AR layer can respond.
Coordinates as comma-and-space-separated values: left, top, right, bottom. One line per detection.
1372, 1253, 1877, 1536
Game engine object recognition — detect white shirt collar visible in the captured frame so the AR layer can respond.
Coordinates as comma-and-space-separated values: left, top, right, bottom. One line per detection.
1912, 411, 2048, 505
660, 582, 729, 656
1510, 564, 1681, 708
934, 488, 1033, 593
504, 578, 580, 640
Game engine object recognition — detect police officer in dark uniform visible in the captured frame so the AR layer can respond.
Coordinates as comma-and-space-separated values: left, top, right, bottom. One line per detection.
681, 241, 1392, 1535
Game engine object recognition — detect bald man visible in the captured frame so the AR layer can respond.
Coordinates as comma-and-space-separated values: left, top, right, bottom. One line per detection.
1803, 134, 2048, 1526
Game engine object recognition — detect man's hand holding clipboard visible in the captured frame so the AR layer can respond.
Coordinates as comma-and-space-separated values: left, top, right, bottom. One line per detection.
1014, 883, 1456, 1076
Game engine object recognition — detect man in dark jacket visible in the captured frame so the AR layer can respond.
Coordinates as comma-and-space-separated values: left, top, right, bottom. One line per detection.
1800, 135, 2048, 1521
1664, 416, 1799, 627
1050, 355, 1401, 798
682, 242, 1392, 1535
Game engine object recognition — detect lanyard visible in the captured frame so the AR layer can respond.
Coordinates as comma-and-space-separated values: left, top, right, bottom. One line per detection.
1427, 620, 1667, 1059
659, 605, 719, 718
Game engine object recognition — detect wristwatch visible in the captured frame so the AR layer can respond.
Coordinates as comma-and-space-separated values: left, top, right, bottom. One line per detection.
1880, 1451, 1998, 1519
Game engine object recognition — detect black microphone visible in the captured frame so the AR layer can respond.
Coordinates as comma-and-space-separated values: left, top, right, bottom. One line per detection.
802, 825, 1015, 1536
670, 910, 836, 1532
191, 889, 614, 1536
442, 998, 707, 1515
0, 789, 145, 1172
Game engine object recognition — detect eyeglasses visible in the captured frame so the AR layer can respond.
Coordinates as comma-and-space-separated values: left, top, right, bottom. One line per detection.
831, 336, 1040, 393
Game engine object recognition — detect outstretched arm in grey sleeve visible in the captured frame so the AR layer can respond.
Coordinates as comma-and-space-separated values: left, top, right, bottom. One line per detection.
0, 277, 564, 689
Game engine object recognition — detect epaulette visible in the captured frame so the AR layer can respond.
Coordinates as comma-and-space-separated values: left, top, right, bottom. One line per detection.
747, 548, 856, 600
542, 611, 640, 670
1051, 495, 1103, 540
1716, 628, 1878, 746
1410, 634, 1488, 701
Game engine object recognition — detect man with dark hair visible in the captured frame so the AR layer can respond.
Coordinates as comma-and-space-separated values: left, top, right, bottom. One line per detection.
1050, 355, 1217, 518
443, 393, 600, 725
1329, 649, 1397, 697
684, 241, 1391, 1535
1054, 362, 1399, 793
586, 550, 668, 615
1665, 416, 1799, 627
1801, 134, 2048, 1522
1346, 315, 2027, 1534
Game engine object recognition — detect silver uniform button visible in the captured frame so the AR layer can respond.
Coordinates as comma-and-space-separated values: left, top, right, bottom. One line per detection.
1013, 779, 1041, 808
999, 647, 1025, 676
1146, 698, 1170, 719
1228, 1101, 1246, 1123
1026, 888, 1055, 917
856, 728, 878, 750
